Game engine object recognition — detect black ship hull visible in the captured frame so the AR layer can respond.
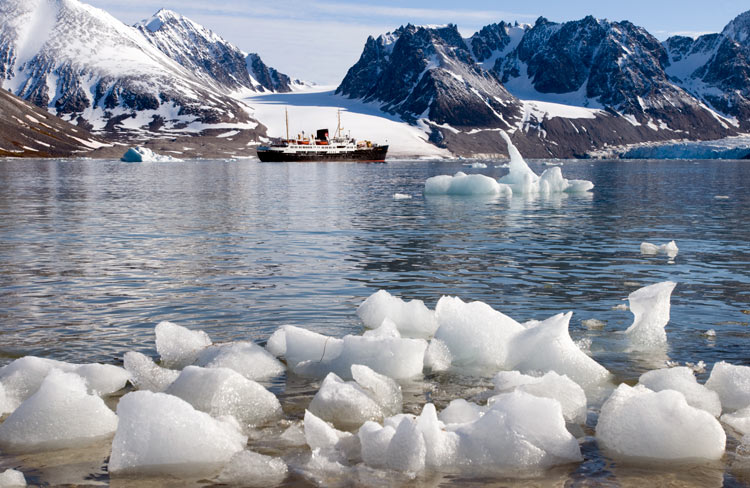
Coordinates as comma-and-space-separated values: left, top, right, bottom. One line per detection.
257, 145, 388, 162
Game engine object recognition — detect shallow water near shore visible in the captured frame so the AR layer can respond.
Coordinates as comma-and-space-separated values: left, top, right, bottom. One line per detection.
0, 157, 749, 486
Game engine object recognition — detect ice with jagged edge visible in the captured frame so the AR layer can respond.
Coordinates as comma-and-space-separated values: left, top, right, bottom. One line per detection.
0, 468, 26, 487
123, 351, 180, 392
155, 321, 212, 368
638, 367, 721, 417
640, 240, 679, 258
624, 281, 677, 347
492, 371, 587, 424
596, 384, 725, 461
121, 147, 183, 163
357, 290, 437, 338
0, 370, 118, 453
109, 390, 247, 476
705, 361, 750, 411
424, 171, 511, 196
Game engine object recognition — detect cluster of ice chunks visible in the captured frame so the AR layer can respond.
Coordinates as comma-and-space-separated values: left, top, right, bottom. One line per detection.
423, 131, 593, 197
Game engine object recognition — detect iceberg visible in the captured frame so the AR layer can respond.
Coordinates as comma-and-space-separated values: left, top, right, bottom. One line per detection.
640, 241, 679, 258
121, 146, 182, 163
109, 391, 247, 476
0, 370, 118, 453
596, 384, 725, 461
424, 172, 511, 196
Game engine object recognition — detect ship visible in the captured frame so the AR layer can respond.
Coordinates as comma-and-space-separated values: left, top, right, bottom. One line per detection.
256, 109, 388, 162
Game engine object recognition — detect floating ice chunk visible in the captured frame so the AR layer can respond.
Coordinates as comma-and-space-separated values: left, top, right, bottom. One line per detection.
507, 312, 610, 388
433, 296, 524, 374
123, 351, 179, 392
498, 131, 593, 194
386, 416, 427, 473
424, 172, 512, 196
351, 364, 402, 417
596, 384, 726, 461
275, 325, 344, 369
0, 356, 129, 412
492, 371, 587, 424
0, 469, 26, 487
416, 403, 459, 467
706, 361, 750, 411
166, 366, 282, 428
438, 399, 486, 425
0, 370, 118, 453
358, 421, 396, 468
392, 193, 412, 200
308, 373, 384, 430
453, 391, 583, 469
214, 450, 288, 487
155, 321, 212, 369
640, 241, 679, 258
362, 318, 401, 338
638, 367, 721, 417
196, 341, 285, 381
109, 391, 247, 476
612, 303, 629, 311
582, 318, 605, 329
722, 405, 750, 436
703, 329, 717, 337
265, 327, 287, 357
357, 290, 438, 339
121, 146, 182, 163
303, 409, 354, 452
624, 282, 677, 347
424, 338, 452, 372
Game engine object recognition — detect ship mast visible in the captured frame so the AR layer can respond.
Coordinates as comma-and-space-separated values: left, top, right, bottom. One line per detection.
335, 108, 343, 138
285, 107, 289, 141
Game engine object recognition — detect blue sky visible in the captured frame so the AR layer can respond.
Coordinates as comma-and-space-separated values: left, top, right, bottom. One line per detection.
88, 0, 750, 84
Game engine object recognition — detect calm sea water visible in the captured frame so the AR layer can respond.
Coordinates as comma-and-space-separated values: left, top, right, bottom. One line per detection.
0, 157, 749, 486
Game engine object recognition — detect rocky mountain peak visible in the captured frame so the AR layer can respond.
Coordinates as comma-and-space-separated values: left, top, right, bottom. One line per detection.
722, 10, 750, 47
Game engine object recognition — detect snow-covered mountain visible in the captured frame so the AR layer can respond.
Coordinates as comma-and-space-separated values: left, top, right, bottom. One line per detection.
0, 0, 290, 138
337, 18, 741, 157
134, 9, 298, 94
664, 11, 750, 131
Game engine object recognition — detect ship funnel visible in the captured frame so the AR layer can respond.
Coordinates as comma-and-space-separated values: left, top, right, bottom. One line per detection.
316, 128, 329, 142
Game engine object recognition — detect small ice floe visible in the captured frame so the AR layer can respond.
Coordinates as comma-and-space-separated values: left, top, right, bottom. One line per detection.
266, 325, 427, 380
357, 290, 437, 339
214, 450, 288, 487
722, 405, 750, 436
686, 361, 707, 373
463, 162, 487, 169
582, 318, 605, 329
542, 161, 563, 166
155, 321, 212, 369
705, 361, 750, 411
703, 329, 717, 338
123, 351, 179, 392
638, 367, 721, 417
714, 195, 730, 200
0, 356, 130, 413
165, 366, 282, 429
624, 281, 677, 348
196, 341, 285, 381
612, 303, 629, 311
424, 171, 511, 196
0, 469, 26, 487
640, 240, 679, 258
308, 365, 402, 430
0, 370, 118, 453
392, 193, 412, 200
492, 370, 587, 424
494, 163, 510, 169
121, 146, 182, 163
596, 384, 726, 461
109, 391, 247, 477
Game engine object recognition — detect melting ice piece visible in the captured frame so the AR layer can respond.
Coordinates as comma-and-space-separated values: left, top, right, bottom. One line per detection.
705, 361, 750, 411
0, 469, 26, 487
392, 193, 412, 200
308, 373, 384, 430
453, 391, 583, 469
214, 450, 288, 487
438, 399, 486, 425
155, 321, 212, 369
303, 409, 354, 453
196, 341, 285, 381
498, 131, 593, 194
624, 281, 677, 347
123, 351, 179, 392
596, 384, 726, 461
640, 241, 679, 258
433, 296, 524, 374
121, 146, 182, 163
166, 366, 282, 428
492, 371, 587, 424
351, 364, 402, 417
638, 367, 721, 417
423, 338, 452, 372
424, 171, 512, 196
0, 356, 130, 412
722, 406, 750, 436
357, 290, 438, 339
268, 325, 344, 369
109, 391, 247, 476
507, 312, 611, 388
0, 370, 118, 453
